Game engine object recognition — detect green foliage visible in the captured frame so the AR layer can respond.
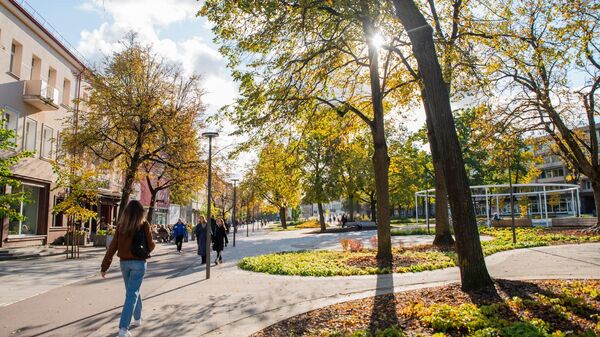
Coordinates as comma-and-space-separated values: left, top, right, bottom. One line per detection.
96, 230, 107, 236
52, 158, 101, 222
0, 117, 33, 222
391, 228, 433, 236
314, 325, 406, 337
239, 227, 600, 277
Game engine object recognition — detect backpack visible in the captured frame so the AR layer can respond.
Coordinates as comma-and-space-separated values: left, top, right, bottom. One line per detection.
131, 224, 150, 259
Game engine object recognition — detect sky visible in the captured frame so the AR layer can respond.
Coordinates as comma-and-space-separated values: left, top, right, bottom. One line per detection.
24, 0, 249, 173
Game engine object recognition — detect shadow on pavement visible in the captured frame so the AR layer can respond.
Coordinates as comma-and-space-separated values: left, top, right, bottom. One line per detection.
28, 278, 207, 337
368, 272, 399, 333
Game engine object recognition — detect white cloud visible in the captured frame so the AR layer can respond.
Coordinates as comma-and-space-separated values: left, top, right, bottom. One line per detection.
76, 0, 251, 169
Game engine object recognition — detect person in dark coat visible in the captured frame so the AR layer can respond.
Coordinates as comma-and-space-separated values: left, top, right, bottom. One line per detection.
195, 216, 208, 264
212, 218, 229, 265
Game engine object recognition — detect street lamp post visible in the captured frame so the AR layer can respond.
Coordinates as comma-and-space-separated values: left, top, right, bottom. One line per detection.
202, 131, 219, 279
232, 178, 238, 247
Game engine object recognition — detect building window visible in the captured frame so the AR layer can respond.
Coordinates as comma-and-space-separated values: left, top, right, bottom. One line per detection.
53, 196, 64, 227
41, 125, 53, 159
23, 118, 37, 152
62, 79, 71, 106
30, 55, 41, 80
544, 167, 564, 178
2, 108, 19, 143
9, 41, 22, 76
8, 184, 41, 236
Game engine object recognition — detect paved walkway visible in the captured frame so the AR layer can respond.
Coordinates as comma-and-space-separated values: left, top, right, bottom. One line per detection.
0, 227, 598, 337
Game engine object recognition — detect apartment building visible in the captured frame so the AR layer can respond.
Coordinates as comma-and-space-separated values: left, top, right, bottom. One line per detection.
534, 148, 596, 215
0, 0, 122, 248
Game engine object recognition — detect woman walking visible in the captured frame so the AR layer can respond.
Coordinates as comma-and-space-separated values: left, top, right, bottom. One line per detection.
195, 216, 208, 264
101, 200, 155, 337
212, 218, 229, 265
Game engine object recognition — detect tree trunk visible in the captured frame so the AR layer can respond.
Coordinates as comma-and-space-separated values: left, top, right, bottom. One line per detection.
391, 0, 492, 290
422, 90, 454, 247
348, 193, 355, 221
147, 190, 157, 223
317, 202, 326, 232
118, 166, 137, 219
279, 206, 287, 229
360, 1, 392, 268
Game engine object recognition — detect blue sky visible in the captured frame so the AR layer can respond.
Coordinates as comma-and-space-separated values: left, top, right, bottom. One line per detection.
25, 0, 235, 110
24, 0, 246, 170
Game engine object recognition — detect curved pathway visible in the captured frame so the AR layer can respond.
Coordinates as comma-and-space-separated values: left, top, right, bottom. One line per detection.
0, 227, 598, 337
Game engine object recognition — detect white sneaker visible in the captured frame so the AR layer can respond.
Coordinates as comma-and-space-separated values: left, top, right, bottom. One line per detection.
118, 328, 131, 337
130, 318, 142, 328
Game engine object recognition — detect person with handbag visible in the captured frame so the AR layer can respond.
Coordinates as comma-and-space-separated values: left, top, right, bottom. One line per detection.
100, 200, 156, 337
212, 218, 229, 265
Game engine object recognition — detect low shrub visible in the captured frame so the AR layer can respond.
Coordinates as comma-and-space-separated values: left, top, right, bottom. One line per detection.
391, 228, 432, 236
348, 239, 363, 252
240, 227, 600, 277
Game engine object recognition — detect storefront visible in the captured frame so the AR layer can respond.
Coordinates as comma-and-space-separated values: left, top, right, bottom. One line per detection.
1, 178, 50, 248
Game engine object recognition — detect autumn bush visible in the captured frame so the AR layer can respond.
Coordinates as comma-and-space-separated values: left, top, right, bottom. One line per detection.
369, 235, 378, 249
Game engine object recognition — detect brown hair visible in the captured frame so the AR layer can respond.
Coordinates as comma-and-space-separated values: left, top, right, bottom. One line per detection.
117, 200, 147, 235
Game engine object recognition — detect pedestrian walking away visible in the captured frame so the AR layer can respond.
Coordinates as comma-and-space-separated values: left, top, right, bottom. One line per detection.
195, 216, 208, 264
100, 200, 156, 337
212, 218, 229, 265
173, 219, 187, 254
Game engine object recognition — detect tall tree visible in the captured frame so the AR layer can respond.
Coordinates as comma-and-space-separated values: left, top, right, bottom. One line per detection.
298, 114, 345, 232
200, 1, 418, 267
474, 0, 600, 231
65, 39, 205, 217
390, 0, 493, 290
250, 142, 301, 229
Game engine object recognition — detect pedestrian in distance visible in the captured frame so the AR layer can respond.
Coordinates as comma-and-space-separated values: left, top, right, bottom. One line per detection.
210, 216, 217, 235
195, 216, 208, 264
212, 218, 229, 265
100, 200, 155, 337
173, 219, 187, 254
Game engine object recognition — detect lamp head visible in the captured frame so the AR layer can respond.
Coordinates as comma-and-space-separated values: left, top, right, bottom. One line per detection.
202, 131, 219, 138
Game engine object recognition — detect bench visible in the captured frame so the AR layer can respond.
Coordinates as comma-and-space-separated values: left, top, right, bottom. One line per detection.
551, 217, 597, 229
492, 219, 532, 228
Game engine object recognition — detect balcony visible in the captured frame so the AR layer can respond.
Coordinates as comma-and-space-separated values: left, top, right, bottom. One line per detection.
23, 80, 60, 111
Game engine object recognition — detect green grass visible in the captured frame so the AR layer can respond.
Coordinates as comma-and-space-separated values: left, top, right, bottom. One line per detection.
391, 218, 418, 225
391, 228, 434, 236
239, 227, 600, 276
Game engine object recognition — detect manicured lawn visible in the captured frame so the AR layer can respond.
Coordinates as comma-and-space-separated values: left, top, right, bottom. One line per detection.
391, 228, 433, 236
238, 228, 600, 276
251, 279, 600, 337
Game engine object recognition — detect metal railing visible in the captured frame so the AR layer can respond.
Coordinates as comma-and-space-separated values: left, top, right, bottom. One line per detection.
11, 0, 90, 67
24, 79, 60, 104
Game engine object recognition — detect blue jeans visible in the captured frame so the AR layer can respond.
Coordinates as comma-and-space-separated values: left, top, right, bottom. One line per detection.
119, 260, 147, 329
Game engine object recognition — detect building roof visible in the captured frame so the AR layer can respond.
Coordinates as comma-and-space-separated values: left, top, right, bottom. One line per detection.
4, 0, 88, 71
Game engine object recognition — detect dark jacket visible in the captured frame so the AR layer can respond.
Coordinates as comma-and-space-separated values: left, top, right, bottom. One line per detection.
212, 225, 228, 252
195, 222, 208, 256
101, 221, 156, 272
173, 222, 187, 237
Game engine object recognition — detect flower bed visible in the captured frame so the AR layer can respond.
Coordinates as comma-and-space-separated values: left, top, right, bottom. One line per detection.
238, 228, 600, 276
252, 279, 600, 337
